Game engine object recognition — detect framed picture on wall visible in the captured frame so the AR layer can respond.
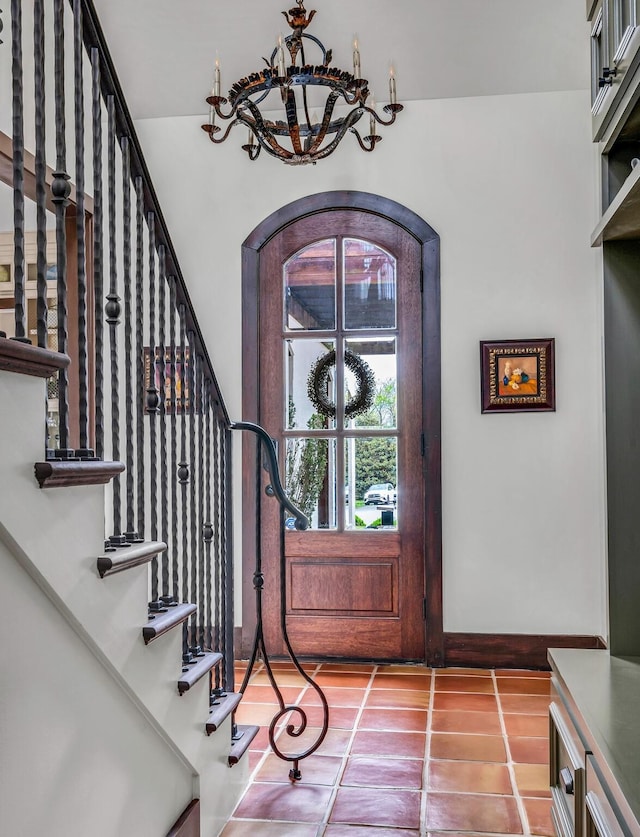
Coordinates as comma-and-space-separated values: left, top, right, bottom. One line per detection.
143, 346, 192, 414
480, 338, 555, 413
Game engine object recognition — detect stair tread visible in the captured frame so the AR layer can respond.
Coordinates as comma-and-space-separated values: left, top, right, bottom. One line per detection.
97, 540, 167, 578
228, 724, 260, 766
142, 602, 196, 645
206, 691, 242, 734
178, 651, 223, 695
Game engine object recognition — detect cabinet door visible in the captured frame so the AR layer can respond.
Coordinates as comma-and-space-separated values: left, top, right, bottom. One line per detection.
592, 0, 640, 139
585, 756, 627, 837
550, 702, 586, 837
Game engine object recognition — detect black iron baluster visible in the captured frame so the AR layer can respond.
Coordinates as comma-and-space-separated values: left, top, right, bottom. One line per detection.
197, 359, 206, 651
178, 305, 190, 660
212, 412, 221, 660
52, 0, 71, 455
73, 0, 90, 455
222, 423, 234, 690
91, 47, 104, 460
135, 177, 146, 538
188, 333, 198, 652
204, 387, 213, 657
147, 212, 160, 599
34, 0, 47, 349
234, 434, 263, 704
121, 134, 136, 540
106, 96, 123, 537
178, 304, 189, 613
11, 0, 27, 343
169, 279, 179, 598
158, 246, 169, 595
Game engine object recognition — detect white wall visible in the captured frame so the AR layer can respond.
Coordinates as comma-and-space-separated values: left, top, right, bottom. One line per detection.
0, 535, 194, 837
135, 86, 607, 639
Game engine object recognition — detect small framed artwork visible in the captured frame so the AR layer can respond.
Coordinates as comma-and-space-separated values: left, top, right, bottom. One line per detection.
480, 338, 555, 413
143, 346, 192, 414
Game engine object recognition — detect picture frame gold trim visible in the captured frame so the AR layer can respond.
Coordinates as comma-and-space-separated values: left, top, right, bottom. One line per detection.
480, 338, 555, 413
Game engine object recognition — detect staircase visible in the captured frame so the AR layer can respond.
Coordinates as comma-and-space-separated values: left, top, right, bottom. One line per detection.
0, 365, 255, 835
0, 0, 261, 833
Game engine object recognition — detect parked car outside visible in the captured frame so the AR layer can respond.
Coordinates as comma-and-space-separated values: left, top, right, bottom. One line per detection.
363, 482, 396, 505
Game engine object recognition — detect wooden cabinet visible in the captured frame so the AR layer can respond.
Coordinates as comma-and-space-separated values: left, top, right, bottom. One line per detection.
549, 700, 585, 837
564, 13, 640, 836
589, 0, 640, 141
549, 650, 640, 837
588, 0, 640, 658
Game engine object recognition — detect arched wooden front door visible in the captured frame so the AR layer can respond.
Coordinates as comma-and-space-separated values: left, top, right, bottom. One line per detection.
242, 192, 442, 664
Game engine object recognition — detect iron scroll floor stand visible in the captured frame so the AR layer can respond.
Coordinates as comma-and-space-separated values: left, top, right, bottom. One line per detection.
231, 421, 329, 781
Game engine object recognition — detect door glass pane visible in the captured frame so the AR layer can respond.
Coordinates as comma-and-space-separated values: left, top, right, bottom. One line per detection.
591, 11, 604, 105
344, 238, 396, 329
285, 240, 336, 331
286, 436, 336, 530
612, 0, 633, 52
286, 339, 336, 430
619, 0, 633, 32
344, 337, 397, 428
345, 437, 398, 530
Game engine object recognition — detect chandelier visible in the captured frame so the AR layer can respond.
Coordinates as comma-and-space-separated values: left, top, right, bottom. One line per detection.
201, 0, 403, 165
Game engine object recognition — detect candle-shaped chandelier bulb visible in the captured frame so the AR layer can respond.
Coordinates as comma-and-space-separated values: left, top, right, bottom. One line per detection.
214, 56, 221, 97
201, 1, 403, 165
353, 37, 361, 79
277, 34, 286, 76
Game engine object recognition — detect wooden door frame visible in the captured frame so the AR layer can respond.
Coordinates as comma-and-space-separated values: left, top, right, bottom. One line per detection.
241, 190, 443, 666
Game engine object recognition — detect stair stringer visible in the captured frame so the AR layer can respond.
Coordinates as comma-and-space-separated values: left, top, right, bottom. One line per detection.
0, 370, 250, 836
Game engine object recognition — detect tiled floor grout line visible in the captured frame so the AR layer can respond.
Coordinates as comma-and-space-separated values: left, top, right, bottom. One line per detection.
493, 669, 532, 837
313, 663, 380, 837
237, 662, 274, 785
420, 666, 436, 835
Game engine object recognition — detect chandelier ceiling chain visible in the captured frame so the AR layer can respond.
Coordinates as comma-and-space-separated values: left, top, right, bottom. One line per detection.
201, 0, 403, 165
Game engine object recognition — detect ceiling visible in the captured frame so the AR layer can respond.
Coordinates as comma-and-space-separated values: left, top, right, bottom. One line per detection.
91, 0, 590, 122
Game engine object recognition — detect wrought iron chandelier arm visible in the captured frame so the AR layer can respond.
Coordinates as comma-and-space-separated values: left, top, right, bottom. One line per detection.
365, 102, 404, 129
351, 126, 378, 152
201, 118, 240, 144
303, 89, 340, 154
239, 98, 295, 161
205, 95, 240, 122
307, 105, 372, 160
283, 87, 304, 155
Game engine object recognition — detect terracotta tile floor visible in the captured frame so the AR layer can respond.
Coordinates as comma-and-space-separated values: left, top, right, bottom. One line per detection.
220, 662, 552, 837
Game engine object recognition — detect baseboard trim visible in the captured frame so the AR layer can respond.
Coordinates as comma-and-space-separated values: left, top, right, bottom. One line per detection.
234, 626, 243, 658
443, 632, 606, 670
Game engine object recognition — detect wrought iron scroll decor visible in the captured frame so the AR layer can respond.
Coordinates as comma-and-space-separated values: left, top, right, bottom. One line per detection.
231, 421, 329, 781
